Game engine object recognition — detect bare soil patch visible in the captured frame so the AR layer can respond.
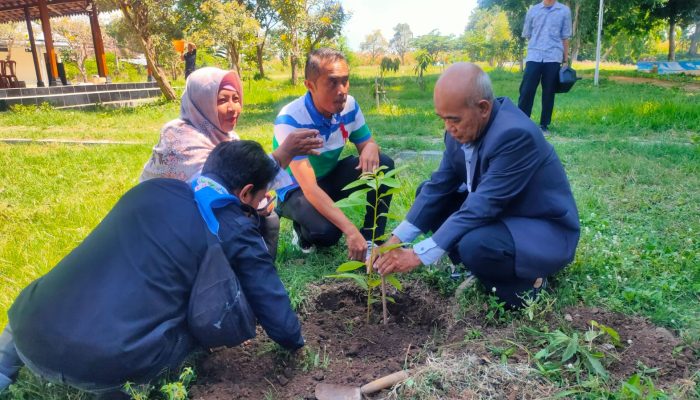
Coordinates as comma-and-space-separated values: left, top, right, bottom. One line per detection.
189, 282, 698, 399
190, 281, 447, 399
563, 306, 697, 385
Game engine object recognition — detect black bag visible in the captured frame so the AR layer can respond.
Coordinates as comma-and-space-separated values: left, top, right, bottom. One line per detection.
187, 232, 256, 348
556, 66, 580, 93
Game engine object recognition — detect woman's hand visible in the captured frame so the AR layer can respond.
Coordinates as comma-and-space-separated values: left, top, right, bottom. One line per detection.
274, 129, 323, 168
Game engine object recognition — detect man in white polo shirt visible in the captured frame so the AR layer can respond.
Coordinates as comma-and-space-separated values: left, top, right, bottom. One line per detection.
273, 48, 394, 261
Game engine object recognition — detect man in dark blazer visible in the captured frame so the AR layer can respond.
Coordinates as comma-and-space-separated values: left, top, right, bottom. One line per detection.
375, 63, 579, 307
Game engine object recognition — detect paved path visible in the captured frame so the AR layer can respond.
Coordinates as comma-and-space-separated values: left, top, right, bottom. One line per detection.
0, 138, 146, 145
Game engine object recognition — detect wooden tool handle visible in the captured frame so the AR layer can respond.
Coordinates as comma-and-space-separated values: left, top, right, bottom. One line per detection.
360, 370, 410, 394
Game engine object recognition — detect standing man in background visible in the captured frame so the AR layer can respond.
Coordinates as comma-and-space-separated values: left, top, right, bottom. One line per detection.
183, 42, 197, 79
518, 0, 572, 135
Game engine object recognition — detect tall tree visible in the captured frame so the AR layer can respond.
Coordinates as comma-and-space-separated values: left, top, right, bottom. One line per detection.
389, 23, 413, 64
645, 0, 700, 60
360, 29, 388, 63
690, 20, 700, 56
273, 0, 306, 84
52, 18, 94, 82
188, 0, 259, 76
246, 0, 279, 78
412, 30, 455, 66
478, 0, 529, 70
304, 0, 347, 52
462, 7, 514, 68
109, 0, 178, 100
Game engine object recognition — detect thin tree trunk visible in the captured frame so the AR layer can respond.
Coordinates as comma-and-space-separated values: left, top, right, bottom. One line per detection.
690, 22, 699, 56
117, 1, 176, 100
290, 29, 299, 85
668, 17, 676, 61
571, 1, 581, 62
256, 43, 265, 78
228, 41, 242, 77
142, 36, 177, 100
4, 38, 13, 61
291, 53, 297, 85
602, 43, 615, 62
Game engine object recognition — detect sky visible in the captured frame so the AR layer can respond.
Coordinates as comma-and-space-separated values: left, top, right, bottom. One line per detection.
339, 0, 479, 50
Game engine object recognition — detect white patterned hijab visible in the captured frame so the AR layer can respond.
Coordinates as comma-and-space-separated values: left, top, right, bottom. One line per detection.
140, 67, 242, 182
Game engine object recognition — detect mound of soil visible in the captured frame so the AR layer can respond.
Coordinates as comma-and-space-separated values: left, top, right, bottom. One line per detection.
189, 281, 698, 399
563, 306, 697, 384
190, 282, 447, 399
445, 303, 697, 390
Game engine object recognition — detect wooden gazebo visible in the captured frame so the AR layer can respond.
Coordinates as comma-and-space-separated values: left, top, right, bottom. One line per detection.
0, 0, 108, 86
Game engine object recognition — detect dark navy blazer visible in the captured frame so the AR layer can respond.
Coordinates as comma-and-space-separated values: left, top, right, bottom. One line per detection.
9, 179, 303, 386
406, 97, 580, 279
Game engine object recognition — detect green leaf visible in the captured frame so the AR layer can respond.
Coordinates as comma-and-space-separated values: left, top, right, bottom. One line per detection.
342, 179, 369, 191
368, 278, 382, 288
335, 196, 367, 209
534, 348, 549, 360
379, 177, 401, 188
380, 243, 404, 254
561, 333, 578, 363
583, 350, 608, 378
386, 274, 403, 291
591, 320, 621, 347
378, 212, 403, 221
348, 187, 371, 199
386, 296, 395, 304
336, 260, 366, 272
373, 232, 392, 242
325, 273, 368, 290
379, 187, 402, 198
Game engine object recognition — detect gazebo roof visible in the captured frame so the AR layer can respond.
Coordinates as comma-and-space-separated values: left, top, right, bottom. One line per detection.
0, 0, 92, 24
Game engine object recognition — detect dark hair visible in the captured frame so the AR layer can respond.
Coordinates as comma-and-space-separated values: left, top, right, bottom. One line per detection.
202, 140, 277, 193
305, 48, 346, 81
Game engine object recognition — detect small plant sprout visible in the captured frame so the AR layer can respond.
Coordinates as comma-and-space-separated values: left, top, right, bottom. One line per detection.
326, 165, 405, 325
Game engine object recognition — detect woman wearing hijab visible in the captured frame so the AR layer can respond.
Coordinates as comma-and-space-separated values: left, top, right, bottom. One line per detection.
141, 67, 322, 259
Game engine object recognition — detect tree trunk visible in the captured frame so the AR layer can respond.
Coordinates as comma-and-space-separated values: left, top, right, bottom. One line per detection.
4, 38, 13, 61
571, 1, 581, 62
79, 43, 88, 82
290, 28, 299, 85
602, 43, 615, 62
690, 22, 699, 57
572, 35, 581, 63
668, 17, 676, 61
228, 42, 241, 77
291, 53, 298, 85
256, 43, 265, 78
142, 36, 177, 100
117, 1, 177, 100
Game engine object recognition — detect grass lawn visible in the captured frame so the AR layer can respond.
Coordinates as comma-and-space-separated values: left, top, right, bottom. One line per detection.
0, 65, 698, 399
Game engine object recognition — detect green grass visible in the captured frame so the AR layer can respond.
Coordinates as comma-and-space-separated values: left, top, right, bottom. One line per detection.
0, 65, 698, 398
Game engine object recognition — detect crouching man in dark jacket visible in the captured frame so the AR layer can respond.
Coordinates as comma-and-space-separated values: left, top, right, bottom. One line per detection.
0, 140, 304, 396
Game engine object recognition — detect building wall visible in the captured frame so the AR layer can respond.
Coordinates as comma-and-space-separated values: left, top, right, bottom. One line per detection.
1, 45, 52, 87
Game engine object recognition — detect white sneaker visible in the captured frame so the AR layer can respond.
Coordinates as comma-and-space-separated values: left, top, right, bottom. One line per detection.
365, 240, 376, 262
292, 229, 315, 254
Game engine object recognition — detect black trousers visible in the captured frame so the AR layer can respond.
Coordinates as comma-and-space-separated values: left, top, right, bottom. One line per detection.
518, 61, 560, 129
278, 154, 395, 247
415, 182, 539, 308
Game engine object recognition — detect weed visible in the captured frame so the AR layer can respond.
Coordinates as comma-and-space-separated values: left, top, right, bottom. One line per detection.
527, 326, 612, 381
298, 345, 331, 372
464, 329, 483, 341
